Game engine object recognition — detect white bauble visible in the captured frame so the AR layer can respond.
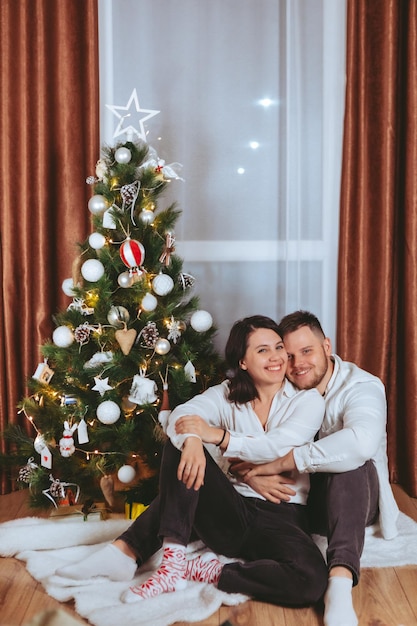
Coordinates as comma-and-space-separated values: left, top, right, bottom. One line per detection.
140, 209, 154, 224
52, 325, 74, 347
114, 147, 132, 164
34, 433, 47, 453
190, 310, 213, 332
155, 338, 171, 355
89, 232, 106, 250
96, 400, 121, 424
81, 259, 105, 282
88, 194, 108, 215
117, 271, 133, 288
152, 273, 174, 296
62, 277, 76, 297
141, 293, 158, 312
117, 464, 136, 483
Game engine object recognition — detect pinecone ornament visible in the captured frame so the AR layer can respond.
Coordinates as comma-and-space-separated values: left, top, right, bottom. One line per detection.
18, 457, 39, 484
74, 323, 92, 345
139, 321, 159, 347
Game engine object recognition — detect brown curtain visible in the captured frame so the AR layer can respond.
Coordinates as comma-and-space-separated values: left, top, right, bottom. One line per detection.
0, 0, 99, 493
337, 0, 417, 496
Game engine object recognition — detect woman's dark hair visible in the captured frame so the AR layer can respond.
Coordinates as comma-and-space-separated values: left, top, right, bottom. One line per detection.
225, 315, 281, 404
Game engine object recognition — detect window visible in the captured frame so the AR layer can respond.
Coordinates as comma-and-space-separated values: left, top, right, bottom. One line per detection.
99, 0, 346, 350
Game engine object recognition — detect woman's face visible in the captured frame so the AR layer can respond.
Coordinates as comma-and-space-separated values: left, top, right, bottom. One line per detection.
239, 327, 287, 389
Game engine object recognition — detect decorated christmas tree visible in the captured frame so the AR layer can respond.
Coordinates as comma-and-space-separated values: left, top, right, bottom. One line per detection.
1, 90, 224, 513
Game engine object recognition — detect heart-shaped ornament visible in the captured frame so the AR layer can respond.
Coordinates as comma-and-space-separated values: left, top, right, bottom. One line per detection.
115, 328, 137, 355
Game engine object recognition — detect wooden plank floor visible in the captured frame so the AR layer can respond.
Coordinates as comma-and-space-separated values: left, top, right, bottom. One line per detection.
0, 485, 417, 626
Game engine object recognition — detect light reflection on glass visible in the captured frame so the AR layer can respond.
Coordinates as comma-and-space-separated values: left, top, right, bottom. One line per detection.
258, 98, 273, 107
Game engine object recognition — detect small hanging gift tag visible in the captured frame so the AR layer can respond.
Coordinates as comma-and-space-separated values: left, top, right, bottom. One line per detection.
184, 360, 196, 383
158, 371, 171, 429
77, 418, 89, 444
102, 207, 117, 229
40, 446, 52, 469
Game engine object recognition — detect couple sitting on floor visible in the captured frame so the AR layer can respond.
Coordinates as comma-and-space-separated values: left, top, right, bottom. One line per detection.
57, 310, 399, 626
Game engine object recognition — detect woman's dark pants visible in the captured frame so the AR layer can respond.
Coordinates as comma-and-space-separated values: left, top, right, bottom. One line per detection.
118, 441, 328, 607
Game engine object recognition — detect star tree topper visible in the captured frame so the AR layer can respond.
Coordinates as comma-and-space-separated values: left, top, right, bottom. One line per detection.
106, 89, 160, 141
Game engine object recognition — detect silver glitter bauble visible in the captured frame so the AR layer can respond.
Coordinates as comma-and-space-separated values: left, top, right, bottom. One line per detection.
107, 305, 130, 327
152, 273, 174, 296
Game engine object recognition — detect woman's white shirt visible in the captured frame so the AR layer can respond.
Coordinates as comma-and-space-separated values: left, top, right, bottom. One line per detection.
167, 380, 324, 505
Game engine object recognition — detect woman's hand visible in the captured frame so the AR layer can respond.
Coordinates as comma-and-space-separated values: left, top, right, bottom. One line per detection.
177, 436, 206, 490
175, 414, 221, 444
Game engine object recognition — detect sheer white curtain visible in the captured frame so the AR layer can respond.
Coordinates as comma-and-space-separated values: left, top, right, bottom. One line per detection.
98, 0, 346, 351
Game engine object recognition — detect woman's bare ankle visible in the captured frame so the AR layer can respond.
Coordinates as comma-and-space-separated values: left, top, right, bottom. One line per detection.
113, 539, 137, 560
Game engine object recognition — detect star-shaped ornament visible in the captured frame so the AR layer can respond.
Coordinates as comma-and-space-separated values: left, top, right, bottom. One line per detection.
92, 376, 113, 396
106, 89, 160, 141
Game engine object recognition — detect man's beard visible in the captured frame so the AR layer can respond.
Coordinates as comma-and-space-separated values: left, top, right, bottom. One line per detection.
288, 349, 329, 390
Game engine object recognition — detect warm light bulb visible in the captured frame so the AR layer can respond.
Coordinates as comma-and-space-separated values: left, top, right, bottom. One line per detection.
85, 290, 100, 307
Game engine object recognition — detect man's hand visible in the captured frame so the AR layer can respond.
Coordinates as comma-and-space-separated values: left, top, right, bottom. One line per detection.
177, 436, 206, 490
244, 473, 296, 503
235, 450, 296, 478
229, 450, 297, 503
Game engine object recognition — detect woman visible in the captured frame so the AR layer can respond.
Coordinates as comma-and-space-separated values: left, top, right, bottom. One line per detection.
58, 315, 327, 607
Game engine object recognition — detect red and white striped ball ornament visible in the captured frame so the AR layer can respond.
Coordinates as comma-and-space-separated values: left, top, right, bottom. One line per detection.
119, 238, 145, 270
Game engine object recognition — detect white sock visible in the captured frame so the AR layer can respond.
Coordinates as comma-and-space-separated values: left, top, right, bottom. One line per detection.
56, 543, 137, 582
324, 576, 358, 626
121, 541, 187, 603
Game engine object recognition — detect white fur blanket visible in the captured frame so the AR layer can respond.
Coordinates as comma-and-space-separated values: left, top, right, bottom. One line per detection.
1, 512, 417, 626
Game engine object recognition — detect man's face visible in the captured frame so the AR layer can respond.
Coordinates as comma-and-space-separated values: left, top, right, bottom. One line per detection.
283, 326, 332, 394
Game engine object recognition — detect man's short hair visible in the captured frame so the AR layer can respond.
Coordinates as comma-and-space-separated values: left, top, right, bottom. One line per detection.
278, 310, 325, 340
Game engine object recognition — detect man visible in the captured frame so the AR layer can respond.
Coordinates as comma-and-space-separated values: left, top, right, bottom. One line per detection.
237, 310, 399, 626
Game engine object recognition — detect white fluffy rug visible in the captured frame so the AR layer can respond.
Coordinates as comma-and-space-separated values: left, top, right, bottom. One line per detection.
1, 512, 417, 626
